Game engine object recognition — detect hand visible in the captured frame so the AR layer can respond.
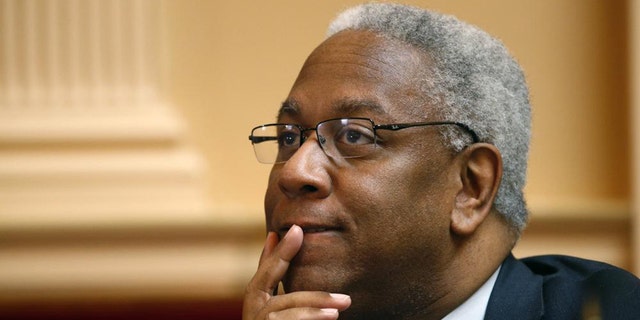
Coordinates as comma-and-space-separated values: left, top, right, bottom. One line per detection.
243, 225, 352, 319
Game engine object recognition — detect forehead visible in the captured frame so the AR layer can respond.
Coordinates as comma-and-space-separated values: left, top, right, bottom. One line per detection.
280, 30, 433, 123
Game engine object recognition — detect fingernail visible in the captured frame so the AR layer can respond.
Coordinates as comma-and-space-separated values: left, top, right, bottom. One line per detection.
284, 224, 299, 239
330, 293, 350, 301
321, 308, 338, 315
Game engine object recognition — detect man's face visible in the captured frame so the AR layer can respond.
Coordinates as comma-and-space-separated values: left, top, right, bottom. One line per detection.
264, 30, 462, 313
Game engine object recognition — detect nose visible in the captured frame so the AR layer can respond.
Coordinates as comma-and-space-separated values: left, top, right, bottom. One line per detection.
276, 135, 332, 199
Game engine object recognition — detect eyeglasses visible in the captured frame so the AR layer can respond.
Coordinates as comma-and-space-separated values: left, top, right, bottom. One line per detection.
248, 117, 479, 164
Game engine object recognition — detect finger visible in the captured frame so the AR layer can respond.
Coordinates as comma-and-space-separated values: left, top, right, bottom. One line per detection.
258, 231, 279, 266
244, 225, 305, 319
252, 225, 303, 294
265, 307, 340, 320
257, 292, 351, 320
245, 291, 351, 320
259, 225, 304, 267
256, 231, 281, 295
267, 292, 352, 312
274, 224, 304, 264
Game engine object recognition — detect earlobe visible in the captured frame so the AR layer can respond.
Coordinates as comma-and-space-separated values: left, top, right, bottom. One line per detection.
450, 143, 503, 236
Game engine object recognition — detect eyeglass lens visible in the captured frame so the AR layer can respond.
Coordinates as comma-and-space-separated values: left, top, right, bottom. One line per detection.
250, 118, 377, 164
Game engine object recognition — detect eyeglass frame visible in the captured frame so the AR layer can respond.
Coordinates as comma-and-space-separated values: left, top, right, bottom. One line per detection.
248, 117, 480, 163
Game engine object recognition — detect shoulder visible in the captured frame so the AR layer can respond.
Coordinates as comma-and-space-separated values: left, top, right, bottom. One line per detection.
520, 255, 639, 294
486, 254, 639, 320
520, 254, 637, 282
519, 255, 640, 319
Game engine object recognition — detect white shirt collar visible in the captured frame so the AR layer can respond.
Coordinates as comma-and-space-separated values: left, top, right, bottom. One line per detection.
441, 266, 501, 320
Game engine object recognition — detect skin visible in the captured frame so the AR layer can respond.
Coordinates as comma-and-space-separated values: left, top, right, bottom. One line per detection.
243, 30, 514, 320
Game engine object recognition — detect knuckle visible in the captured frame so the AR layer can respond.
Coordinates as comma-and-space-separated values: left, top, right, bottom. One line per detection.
244, 282, 258, 297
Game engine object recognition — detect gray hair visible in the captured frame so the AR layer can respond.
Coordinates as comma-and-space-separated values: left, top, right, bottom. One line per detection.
327, 3, 531, 233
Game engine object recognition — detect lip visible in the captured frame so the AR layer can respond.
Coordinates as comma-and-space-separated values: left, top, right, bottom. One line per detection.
277, 224, 344, 239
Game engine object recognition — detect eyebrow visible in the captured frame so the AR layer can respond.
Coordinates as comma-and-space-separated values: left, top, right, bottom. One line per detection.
277, 97, 390, 121
277, 99, 300, 120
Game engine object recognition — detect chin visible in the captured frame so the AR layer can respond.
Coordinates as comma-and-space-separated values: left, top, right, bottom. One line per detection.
282, 242, 353, 292
284, 266, 379, 320
283, 263, 346, 293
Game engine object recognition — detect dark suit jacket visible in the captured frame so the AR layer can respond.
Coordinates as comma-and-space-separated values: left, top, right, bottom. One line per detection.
484, 254, 640, 320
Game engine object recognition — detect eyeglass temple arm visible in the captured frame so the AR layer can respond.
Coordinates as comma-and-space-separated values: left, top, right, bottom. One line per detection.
375, 121, 480, 143
248, 136, 278, 144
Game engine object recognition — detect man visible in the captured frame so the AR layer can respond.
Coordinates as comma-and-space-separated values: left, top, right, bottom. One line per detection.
244, 3, 640, 319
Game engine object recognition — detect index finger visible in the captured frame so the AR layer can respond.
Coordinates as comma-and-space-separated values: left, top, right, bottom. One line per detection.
250, 225, 304, 295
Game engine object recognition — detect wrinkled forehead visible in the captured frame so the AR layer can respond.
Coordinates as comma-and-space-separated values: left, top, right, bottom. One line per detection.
308, 30, 425, 77
281, 30, 437, 124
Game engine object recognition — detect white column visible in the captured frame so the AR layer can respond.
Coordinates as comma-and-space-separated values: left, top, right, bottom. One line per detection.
47, 0, 62, 107
0, 0, 164, 111
2, 0, 18, 108
0, 0, 179, 141
0, 0, 214, 304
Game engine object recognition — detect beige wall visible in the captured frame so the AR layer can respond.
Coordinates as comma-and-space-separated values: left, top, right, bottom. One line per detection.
167, 0, 633, 276
166, 0, 634, 269
166, 0, 631, 217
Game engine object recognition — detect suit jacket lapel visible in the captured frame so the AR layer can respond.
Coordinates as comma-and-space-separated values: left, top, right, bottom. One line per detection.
484, 254, 544, 320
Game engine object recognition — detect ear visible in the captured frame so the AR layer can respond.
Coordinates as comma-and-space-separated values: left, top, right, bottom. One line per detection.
450, 143, 503, 236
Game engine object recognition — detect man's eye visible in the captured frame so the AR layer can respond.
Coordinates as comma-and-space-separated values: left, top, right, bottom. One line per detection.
278, 132, 299, 147
346, 130, 363, 143
337, 126, 375, 145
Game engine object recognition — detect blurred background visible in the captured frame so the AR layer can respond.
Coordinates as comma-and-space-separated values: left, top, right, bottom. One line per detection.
0, 0, 638, 319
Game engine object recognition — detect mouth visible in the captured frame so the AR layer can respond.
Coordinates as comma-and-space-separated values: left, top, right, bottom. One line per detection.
278, 225, 343, 238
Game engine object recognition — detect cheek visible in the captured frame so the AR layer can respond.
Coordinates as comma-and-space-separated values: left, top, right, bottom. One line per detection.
334, 158, 456, 289
372, 147, 452, 201
263, 168, 281, 225
342, 155, 454, 236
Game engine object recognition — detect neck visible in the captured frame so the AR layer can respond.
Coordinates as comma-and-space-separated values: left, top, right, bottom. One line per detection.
406, 212, 514, 320
340, 212, 514, 320
436, 212, 514, 318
